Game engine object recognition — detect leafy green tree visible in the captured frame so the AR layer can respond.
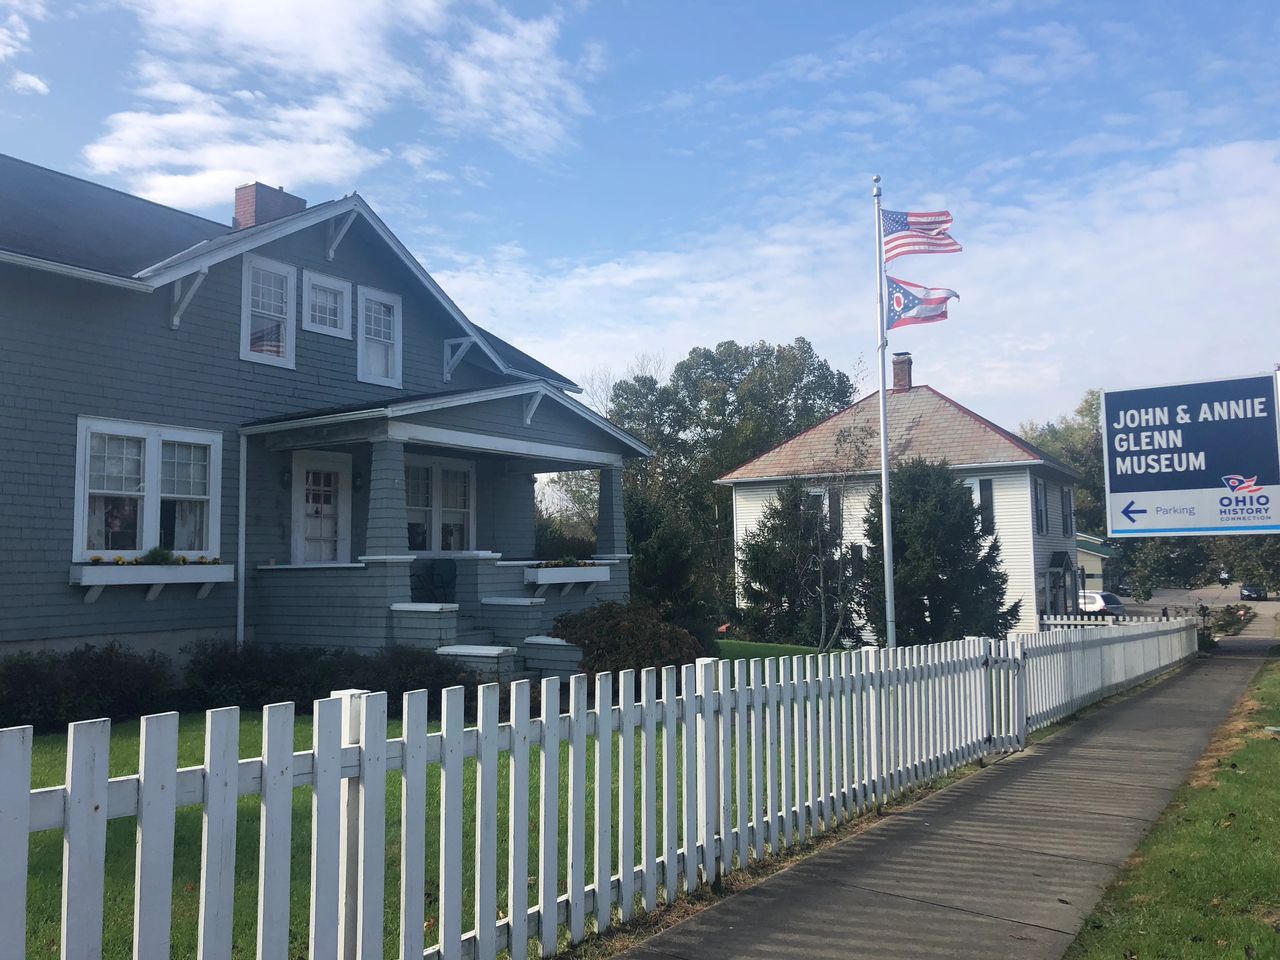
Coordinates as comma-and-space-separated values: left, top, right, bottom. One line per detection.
737, 481, 860, 650
856, 459, 1021, 645
1208, 536, 1280, 592
626, 488, 716, 648
1112, 537, 1214, 601
610, 338, 857, 616
1020, 390, 1106, 535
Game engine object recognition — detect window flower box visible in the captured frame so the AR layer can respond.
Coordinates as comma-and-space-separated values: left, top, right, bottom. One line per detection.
523, 564, 610, 597
69, 563, 236, 603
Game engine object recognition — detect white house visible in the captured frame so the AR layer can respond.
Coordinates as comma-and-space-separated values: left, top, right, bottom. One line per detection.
717, 353, 1080, 633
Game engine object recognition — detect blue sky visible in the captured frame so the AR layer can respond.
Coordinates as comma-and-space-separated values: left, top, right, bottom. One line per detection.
3, 0, 1279, 424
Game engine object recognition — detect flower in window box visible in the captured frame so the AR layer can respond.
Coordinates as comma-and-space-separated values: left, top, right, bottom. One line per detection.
196, 556, 209, 565
211, 557, 222, 564
176, 555, 189, 565
113, 556, 127, 565
89, 556, 104, 564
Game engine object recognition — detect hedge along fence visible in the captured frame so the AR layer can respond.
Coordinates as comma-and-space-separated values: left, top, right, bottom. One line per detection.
0, 623, 1195, 960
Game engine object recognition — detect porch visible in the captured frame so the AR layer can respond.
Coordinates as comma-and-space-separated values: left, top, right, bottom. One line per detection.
238, 382, 647, 678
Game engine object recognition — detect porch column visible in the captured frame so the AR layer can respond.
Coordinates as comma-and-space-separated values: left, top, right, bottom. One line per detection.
364, 437, 408, 556
596, 466, 627, 556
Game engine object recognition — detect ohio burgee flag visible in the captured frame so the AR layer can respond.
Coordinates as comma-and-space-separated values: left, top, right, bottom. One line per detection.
885, 276, 958, 329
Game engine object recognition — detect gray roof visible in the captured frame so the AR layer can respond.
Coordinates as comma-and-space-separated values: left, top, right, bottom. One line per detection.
720, 384, 1078, 482
0, 154, 229, 277
0, 153, 577, 388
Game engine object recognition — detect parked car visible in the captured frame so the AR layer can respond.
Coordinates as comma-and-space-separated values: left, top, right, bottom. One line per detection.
1079, 591, 1126, 616
1240, 584, 1269, 601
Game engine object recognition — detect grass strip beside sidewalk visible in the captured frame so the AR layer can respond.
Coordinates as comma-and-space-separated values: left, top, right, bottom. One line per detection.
1067, 651, 1280, 960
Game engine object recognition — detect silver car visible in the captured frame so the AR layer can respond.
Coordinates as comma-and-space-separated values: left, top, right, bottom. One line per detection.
1079, 591, 1126, 616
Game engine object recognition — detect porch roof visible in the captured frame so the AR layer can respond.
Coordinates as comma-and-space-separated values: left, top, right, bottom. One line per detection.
240, 380, 654, 461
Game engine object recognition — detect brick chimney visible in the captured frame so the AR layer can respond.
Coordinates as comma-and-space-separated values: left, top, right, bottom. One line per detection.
891, 351, 913, 391
233, 182, 306, 230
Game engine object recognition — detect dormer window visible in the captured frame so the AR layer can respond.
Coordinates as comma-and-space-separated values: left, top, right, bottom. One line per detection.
357, 286, 402, 387
302, 269, 352, 339
240, 254, 296, 368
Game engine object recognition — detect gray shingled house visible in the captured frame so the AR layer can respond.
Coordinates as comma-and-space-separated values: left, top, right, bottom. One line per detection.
0, 155, 650, 677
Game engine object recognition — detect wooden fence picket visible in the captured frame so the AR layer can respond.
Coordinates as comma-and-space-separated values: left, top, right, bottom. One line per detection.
566, 677, 588, 942
399, 691, 429, 960
777, 657, 794, 847
640, 667, 658, 911
439, 687, 465, 960
508, 680, 533, 960
537, 677, 560, 957
732, 660, 748, 866
309, 697, 343, 960
197, 708, 238, 960
661, 666, 679, 902
357, 692, 387, 960
696, 658, 718, 881
0, 724, 31, 960
617, 669, 636, 919
132, 713, 177, 960
748, 658, 764, 859
256, 702, 295, 960
679, 663, 698, 893
716, 660, 732, 873
476, 684, 502, 957
593, 673, 614, 930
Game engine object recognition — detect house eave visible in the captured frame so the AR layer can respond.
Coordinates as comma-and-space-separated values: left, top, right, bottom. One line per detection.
715, 459, 1051, 485
240, 381, 654, 458
0, 249, 153, 292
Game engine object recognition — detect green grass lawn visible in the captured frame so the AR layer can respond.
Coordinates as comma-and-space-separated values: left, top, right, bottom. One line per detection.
1066, 653, 1280, 959
25, 711, 681, 959
714, 638, 818, 663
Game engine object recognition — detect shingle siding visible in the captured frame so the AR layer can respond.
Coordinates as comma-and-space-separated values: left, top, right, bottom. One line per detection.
0, 215, 627, 654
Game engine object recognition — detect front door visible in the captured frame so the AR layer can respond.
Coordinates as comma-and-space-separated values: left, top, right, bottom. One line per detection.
291, 451, 352, 564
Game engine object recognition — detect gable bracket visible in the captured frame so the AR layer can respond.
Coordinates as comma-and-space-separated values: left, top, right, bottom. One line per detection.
523, 391, 544, 426
170, 267, 208, 330
326, 209, 359, 261
443, 337, 475, 383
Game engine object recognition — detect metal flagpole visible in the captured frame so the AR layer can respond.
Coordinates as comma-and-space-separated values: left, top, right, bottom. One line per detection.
872, 175, 898, 649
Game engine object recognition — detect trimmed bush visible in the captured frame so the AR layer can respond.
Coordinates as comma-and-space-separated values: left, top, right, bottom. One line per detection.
0, 642, 171, 730
0, 641, 476, 731
553, 601, 705, 676
183, 641, 477, 717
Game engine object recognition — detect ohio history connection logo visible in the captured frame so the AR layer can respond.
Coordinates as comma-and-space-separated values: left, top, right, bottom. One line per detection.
1220, 474, 1270, 520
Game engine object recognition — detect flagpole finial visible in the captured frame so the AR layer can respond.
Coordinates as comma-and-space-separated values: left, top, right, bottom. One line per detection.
872, 174, 881, 198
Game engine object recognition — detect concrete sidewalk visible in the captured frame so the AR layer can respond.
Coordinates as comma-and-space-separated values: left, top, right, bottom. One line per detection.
620, 630, 1274, 960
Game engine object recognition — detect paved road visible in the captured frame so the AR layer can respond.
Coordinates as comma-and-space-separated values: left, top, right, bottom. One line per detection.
620, 627, 1274, 960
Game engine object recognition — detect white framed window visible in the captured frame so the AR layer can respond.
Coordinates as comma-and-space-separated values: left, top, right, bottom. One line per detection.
357, 286, 402, 387
302, 269, 352, 339
73, 417, 222, 561
1034, 477, 1048, 535
291, 451, 352, 564
240, 254, 296, 368
405, 454, 475, 552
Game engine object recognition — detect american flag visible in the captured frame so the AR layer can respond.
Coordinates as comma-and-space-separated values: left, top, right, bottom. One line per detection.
881, 209, 962, 262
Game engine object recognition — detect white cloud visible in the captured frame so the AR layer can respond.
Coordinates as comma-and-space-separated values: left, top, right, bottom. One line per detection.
9, 67, 45, 93
434, 10, 596, 158
0, 0, 43, 64
435, 141, 1280, 426
84, 1, 599, 208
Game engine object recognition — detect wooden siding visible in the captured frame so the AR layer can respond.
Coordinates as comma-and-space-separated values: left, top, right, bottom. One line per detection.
730, 466, 1044, 634
0, 213, 609, 650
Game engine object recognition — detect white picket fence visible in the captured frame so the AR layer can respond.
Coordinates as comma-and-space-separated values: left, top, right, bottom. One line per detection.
1019, 618, 1198, 731
0, 623, 1194, 960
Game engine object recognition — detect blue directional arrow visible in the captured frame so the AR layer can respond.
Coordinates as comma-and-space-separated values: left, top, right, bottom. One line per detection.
1121, 500, 1148, 524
